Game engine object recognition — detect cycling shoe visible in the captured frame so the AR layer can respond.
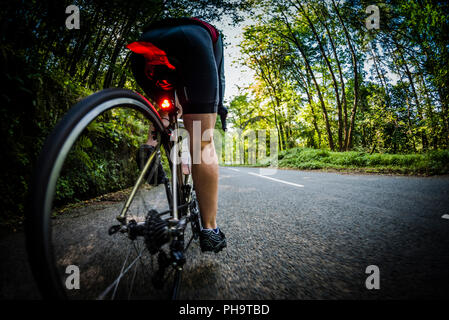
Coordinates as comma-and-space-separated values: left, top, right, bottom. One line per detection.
199, 228, 227, 253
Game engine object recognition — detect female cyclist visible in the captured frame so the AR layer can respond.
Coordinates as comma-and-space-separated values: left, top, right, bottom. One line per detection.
128, 17, 227, 253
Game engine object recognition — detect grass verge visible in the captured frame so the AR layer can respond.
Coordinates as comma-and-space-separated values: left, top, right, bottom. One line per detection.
223, 148, 449, 176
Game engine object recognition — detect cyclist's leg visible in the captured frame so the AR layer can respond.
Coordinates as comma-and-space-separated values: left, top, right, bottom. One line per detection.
138, 24, 222, 230
144, 111, 170, 147
174, 24, 225, 251
182, 113, 218, 229
137, 111, 170, 183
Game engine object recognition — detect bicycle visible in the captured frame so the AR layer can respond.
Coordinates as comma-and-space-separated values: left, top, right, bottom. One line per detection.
26, 86, 226, 299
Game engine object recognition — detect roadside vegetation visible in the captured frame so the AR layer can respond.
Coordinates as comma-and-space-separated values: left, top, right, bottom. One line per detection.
2, 1, 449, 230
252, 148, 449, 175
0, 0, 246, 230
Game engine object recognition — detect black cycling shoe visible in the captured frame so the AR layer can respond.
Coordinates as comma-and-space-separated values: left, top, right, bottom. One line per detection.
199, 228, 227, 253
136, 144, 166, 185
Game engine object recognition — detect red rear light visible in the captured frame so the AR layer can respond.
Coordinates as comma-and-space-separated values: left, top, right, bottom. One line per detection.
160, 99, 172, 110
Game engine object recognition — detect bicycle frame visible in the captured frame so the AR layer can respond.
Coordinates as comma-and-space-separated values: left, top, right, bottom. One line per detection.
27, 87, 202, 300
111, 90, 198, 280
116, 91, 187, 225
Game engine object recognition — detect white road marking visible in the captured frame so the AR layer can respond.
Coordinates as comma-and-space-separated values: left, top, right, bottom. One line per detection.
248, 172, 304, 188
442, 214, 449, 220
228, 168, 240, 172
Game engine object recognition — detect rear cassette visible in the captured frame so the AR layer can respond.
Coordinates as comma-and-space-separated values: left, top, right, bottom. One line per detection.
144, 209, 169, 254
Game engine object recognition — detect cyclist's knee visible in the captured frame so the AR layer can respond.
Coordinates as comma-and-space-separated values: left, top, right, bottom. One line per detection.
200, 139, 213, 151
200, 127, 216, 150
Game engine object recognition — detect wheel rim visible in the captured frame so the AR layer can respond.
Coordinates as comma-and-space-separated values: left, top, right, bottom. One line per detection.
36, 96, 178, 299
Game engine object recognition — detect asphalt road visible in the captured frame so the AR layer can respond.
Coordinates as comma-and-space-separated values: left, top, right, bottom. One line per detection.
1, 167, 449, 299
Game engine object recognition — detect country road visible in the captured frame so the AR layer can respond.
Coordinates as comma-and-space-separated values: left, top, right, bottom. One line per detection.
1, 167, 449, 299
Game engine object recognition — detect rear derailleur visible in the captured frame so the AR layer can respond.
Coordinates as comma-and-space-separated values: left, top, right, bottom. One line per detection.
108, 210, 186, 287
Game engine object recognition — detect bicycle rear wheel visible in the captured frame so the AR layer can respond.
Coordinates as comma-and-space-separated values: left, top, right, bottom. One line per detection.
26, 88, 179, 299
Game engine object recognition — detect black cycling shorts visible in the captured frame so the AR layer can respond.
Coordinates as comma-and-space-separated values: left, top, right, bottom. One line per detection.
132, 24, 225, 114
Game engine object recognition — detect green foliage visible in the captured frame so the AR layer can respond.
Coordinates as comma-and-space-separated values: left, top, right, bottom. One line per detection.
0, 0, 251, 228
231, 0, 449, 154
261, 147, 449, 175
2, 0, 449, 229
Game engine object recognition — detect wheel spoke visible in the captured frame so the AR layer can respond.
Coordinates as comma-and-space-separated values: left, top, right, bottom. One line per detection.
97, 241, 144, 300
185, 235, 194, 252
111, 242, 132, 300
133, 240, 151, 279
127, 255, 139, 299
30, 90, 180, 300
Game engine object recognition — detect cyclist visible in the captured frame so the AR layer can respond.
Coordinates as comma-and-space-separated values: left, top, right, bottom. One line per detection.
128, 17, 227, 253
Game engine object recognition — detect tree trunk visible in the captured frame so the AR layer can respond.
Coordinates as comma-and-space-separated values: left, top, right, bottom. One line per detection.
254, 57, 284, 151
316, 4, 348, 149
290, 59, 322, 147
103, 8, 139, 88
117, 52, 132, 87
331, 0, 359, 150
418, 72, 437, 149
295, 0, 343, 150
278, 10, 334, 150
437, 87, 449, 148
82, 25, 108, 82
392, 37, 428, 150
385, 42, 417, 151
68, 10, 101, 77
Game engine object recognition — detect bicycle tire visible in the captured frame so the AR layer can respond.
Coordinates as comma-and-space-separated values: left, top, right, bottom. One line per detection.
25, 88, 178, 299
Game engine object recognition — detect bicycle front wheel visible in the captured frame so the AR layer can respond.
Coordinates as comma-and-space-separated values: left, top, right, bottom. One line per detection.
26, 88, 177, 299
